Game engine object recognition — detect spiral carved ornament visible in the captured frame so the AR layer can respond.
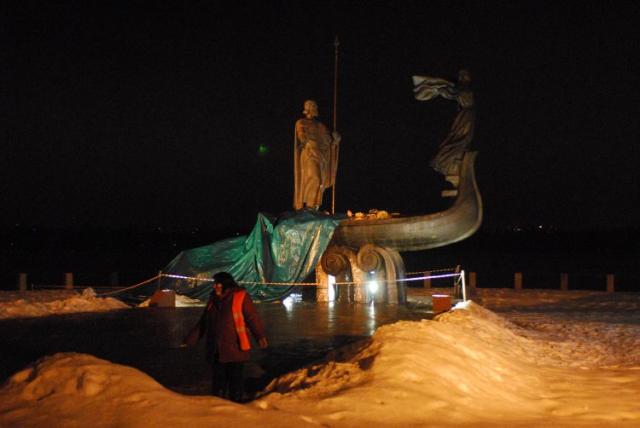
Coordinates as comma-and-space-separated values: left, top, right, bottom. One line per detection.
321, 246, 350, 276
356, 244, 383, 273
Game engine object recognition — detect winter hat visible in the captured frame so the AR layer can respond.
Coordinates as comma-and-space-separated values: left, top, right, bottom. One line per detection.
212, 271, 238, 291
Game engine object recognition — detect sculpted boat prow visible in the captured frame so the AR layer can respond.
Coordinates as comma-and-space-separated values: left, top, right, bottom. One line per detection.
330, 150, 482, 252
315, 70, 482, 304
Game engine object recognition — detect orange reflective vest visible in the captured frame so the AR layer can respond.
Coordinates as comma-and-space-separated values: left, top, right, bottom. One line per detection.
231, 290, 251, 351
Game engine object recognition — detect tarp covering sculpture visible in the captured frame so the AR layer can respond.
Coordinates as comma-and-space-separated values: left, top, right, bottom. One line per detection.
161, 211, 344, 302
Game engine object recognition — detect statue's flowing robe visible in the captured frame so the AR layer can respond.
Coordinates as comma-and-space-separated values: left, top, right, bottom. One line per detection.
413, 75, 475, 176
293, 118, 337, 210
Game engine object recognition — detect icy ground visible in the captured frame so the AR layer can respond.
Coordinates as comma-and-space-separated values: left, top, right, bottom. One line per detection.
1, 288, 640, 427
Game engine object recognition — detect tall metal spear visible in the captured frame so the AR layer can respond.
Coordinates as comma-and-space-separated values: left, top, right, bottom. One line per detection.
331, 35, 340, 214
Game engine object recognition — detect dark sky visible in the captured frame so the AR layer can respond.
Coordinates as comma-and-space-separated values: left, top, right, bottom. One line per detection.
3, 1, 639, 232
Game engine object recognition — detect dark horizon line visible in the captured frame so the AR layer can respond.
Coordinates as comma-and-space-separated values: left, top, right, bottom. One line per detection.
2, 222, 639, 235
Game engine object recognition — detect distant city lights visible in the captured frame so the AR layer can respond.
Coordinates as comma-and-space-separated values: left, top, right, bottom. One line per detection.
508, 224, 557, 233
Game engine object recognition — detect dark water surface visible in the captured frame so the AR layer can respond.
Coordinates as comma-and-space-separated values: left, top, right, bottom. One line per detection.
0, 302, 430, 397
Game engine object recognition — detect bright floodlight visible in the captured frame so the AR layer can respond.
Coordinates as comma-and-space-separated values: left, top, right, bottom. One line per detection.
282, 296, 294, 310
367, 280, 379, 294
328, 275, 336, 302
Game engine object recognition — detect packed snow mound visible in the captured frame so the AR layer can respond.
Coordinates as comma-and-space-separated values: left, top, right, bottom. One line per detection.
0, 289, 130, 319
257, 300, 640, 426
0, 353, 315, 428
262, 339, 379, 399
174, 294, 206, 306
138, 293, 205, 307
259, 301, 548, 425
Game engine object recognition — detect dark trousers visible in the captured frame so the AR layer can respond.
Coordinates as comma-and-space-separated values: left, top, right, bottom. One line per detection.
211, 361, 244, 402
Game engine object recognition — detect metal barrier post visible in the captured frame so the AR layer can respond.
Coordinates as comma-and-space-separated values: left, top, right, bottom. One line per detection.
461, 269, 467, 301
18, 273, 27, 291
423, 271, 431, 289
64, 273, 74, 290
469, 271, 477, 288
514, 272, 523, 290
606, 274, 615, 293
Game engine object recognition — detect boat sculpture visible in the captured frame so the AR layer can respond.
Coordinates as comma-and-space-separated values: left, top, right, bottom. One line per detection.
318, 151, 481, 305
318, 71, 482, 304
331, 151, 482, 252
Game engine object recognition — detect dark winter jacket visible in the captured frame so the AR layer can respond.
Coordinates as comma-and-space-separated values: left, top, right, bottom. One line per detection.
190, 285, 266, 363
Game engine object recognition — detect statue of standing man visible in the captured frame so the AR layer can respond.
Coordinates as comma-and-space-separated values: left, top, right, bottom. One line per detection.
293, 100, 340, 211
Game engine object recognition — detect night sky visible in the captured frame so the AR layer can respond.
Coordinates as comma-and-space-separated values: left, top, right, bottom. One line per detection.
4, 1, 639, 233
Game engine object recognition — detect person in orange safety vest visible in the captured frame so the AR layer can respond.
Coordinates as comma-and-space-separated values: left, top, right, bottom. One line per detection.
183, 271, 268, 402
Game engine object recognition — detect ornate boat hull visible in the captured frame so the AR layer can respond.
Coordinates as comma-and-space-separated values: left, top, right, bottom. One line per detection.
331, 151, 482, 252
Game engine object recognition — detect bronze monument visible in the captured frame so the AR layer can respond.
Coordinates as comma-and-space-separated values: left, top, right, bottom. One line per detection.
413, 69, 475, 180
318, 71, 482, 304
293, 100, 340, 211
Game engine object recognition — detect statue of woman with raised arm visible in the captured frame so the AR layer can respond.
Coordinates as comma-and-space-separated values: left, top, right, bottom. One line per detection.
413, 69, 475, 178
293, 100, 340, 210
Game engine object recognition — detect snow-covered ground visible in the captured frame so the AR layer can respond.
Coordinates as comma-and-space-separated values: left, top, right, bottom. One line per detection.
1, 288, 640, 427
0, 288, 130, 319
138, 293, 205, 307
0, 288, 204, 319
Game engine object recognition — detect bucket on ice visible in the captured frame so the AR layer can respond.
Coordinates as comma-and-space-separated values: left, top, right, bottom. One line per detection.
432, 294, 452, 314
149, 290, 176, 308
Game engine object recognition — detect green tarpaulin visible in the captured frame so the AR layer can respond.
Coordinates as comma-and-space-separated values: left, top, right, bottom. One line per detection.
161, 211, 344, 302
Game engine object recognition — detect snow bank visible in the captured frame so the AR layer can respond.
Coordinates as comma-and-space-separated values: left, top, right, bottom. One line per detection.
257, 300, 640, 426
0, 353, 313, 428
2, 293, 640, 427
138, 293, 205, 308
0, 289, 130, 319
